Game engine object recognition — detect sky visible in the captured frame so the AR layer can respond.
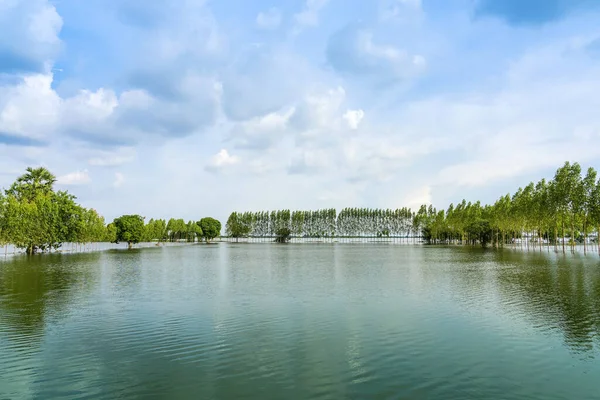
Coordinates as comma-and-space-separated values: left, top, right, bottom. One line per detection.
1, 0, 600, 224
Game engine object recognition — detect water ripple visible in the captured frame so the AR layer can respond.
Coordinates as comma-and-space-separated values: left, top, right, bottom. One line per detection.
2, 245, 600, 399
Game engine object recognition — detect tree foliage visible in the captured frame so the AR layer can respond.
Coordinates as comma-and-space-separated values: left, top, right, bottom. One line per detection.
0, 168, 105, 254
113, 215, 145, 249
0, 167, 222, 254
199, 218, 221, 242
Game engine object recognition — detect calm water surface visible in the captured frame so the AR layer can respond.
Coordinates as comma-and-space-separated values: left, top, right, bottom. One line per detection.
1, 244, 600, 399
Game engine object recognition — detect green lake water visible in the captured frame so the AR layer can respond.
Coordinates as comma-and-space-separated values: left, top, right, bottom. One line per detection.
1, 244, 599, 399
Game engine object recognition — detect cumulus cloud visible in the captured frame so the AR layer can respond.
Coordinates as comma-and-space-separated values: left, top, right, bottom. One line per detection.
221, 46, 313, 121
0, 0, 63, 74
2, 0, 600, 223
114, 80, 219, 139
256, 8, 282, 30
57, 170, 91, 186
402, 186, 432, 209
62, 79, 219, 145
343, 109, 365, 130
326, 25, 426, 83
0, 73, 60, 144
289, 86, 346, 133
229, 108, 294, 150
205, 149, 240, 173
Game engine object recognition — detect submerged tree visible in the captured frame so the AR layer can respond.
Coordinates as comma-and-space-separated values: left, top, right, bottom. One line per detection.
0, 168, 94, 254
275, 227, 292, 243
226, 162, 600, 252
226, 212, 250, 242
199, 218, 221, 242
113, 215, 145, 249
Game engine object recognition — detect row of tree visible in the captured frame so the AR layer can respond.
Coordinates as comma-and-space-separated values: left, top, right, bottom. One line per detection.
226, 162, 600, 254
0, 168, 222, 254
419, 162, 600, 254
110, 216, 222, 248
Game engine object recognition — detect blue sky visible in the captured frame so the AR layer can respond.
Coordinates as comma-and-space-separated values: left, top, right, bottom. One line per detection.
1, 0, 600, 223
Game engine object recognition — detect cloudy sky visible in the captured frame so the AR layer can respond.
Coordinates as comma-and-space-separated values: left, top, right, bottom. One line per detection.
1, 0, 600, 223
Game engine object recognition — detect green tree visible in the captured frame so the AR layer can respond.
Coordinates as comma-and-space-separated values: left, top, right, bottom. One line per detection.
581, 168, 597, 254
226, 212, 250, 241
186, 220, 203, 242
275, 227, 292, 243
0, 193, 8, 253
198, 218, 221, 242
1, 168, 87, 254
6, 167, 57, 201
113, 215, 145, 249
105, 223, 117, 243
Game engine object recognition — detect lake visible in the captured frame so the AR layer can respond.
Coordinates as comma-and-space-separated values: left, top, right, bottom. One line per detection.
1, 244, 599, 399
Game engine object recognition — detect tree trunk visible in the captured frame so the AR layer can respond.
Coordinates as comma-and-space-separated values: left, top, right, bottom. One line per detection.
571, 216, 576, 254
561, 219, 566, 255
583, 220, 587, 255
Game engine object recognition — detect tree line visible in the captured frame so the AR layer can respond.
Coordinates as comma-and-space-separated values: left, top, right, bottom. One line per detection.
226, 162, 600, 255
0, 168, 221, 254
109, 215, 221, 249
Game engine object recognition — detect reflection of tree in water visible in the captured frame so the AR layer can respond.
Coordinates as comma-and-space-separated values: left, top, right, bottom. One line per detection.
0, 253, 99, 341
494, 251, 600, 354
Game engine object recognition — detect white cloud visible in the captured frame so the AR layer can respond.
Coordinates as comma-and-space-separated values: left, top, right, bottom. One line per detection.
290, 86, 346, 134
113, 172, 125, 188
0, 73, 61, 142
2, 0, 600, 225
402, 186, 431, 209
338, 134, 449, 184
0, 0, 63, 74
326, 26, 426, 82
221, 46, 314, 121
343, 109, 365, 130
256, 8, 282, 30
57, 170, 91, 186
230, 107, 294, 150
205, 149, 240, 173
